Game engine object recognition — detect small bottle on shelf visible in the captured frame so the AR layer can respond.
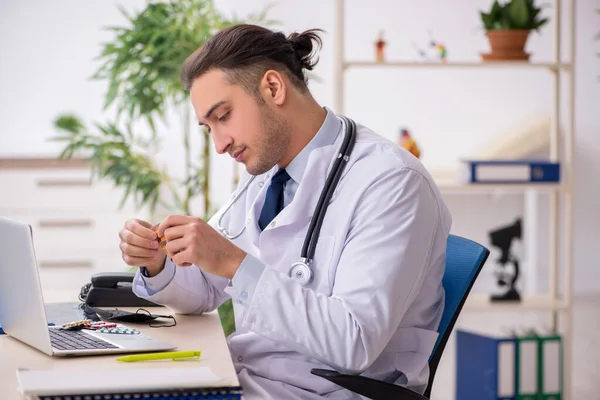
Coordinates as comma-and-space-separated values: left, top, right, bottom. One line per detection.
374, 30, 386, 62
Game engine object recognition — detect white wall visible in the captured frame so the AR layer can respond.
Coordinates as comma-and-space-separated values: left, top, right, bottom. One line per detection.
1, 0, 599, 293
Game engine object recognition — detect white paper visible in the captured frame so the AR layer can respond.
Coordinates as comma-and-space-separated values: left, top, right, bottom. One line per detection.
17, 366, 228, 396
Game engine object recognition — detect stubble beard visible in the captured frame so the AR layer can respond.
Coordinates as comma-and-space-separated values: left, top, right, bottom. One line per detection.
245, 106, 291, 176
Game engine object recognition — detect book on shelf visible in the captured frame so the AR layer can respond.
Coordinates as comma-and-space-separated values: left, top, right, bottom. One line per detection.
456, 329, 562, 400
515, 329, 539, 400
459, 160, 560, 184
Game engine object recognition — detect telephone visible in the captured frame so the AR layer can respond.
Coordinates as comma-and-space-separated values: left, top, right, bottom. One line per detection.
79, 272, 158, 307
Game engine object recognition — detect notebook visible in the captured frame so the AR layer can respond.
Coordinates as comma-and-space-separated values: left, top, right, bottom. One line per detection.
17, 366, 243, 399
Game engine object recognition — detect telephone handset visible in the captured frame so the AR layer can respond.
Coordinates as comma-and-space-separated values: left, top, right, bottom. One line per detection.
79, 272, 158, 307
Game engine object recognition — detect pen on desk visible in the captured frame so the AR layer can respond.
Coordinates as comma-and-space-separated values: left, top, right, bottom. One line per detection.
116, 350, 202, 362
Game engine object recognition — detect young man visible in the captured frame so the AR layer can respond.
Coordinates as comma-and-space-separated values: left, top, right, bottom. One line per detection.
119, 24, 452, 399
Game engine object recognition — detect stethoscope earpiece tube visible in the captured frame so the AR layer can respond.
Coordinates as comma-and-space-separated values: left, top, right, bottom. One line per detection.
218, 116, 357, 287
216, 175, 256, 239
300, 116, 357, 264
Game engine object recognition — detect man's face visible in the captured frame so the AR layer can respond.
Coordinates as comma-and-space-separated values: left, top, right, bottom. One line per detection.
190, 69, 290, 176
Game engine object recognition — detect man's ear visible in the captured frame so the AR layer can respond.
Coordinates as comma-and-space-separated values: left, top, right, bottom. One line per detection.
260, 70, 286, 106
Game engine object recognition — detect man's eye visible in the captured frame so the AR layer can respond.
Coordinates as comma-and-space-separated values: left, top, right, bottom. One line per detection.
218, 112, 230, 122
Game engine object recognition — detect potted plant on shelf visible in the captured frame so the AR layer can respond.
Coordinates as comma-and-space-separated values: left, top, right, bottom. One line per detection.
51, 0, 273, 338
479, 0, 549, 61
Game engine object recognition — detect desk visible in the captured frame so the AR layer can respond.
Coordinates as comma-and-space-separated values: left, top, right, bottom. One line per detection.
0, 291, 239, 399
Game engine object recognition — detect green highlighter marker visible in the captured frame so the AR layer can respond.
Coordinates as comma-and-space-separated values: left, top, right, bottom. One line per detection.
116, 350, 202, 362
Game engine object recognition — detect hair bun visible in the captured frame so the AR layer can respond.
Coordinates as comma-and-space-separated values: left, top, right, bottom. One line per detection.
288, 29, 323, 71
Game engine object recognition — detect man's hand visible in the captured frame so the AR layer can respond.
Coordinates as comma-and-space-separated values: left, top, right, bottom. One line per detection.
119, 219, 166, 277
156, 215, 247, 279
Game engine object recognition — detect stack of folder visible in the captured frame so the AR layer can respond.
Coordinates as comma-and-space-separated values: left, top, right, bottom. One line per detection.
456, 328, 562, 400
459, 160, 560, 184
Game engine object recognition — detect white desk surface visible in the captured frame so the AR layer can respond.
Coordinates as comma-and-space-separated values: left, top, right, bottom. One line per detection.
0, 290, 239, 399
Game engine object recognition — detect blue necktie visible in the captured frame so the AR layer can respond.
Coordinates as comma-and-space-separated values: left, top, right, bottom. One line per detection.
258, 168, 291, 230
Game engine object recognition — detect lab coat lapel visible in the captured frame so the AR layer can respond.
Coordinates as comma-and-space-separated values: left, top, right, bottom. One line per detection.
257, 145, 338, 270
264, 144, 337, 233
243, 172, 271, 249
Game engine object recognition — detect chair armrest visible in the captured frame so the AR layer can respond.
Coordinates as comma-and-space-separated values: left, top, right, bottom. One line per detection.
310, 369, 427, 400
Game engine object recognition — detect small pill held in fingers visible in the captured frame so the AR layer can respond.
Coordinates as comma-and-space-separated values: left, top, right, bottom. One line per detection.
158, 236, 167, 247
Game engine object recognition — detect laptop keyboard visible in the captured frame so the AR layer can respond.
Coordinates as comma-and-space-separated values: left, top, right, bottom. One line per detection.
49, 328, 119, 351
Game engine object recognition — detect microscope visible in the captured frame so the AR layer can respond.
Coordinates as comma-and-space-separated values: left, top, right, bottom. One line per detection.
489, 218, 522, 302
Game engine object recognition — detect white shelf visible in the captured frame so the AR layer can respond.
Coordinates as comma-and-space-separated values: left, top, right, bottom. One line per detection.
463, 293, 569, 312
436, 181, 565, 194
334, 0, 575, 397
343, 61, 571, 71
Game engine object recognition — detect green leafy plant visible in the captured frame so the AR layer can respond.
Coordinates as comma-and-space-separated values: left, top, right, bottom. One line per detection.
52, 0, 274, 218
51, 0, 274, 338
480, 0, 548, 31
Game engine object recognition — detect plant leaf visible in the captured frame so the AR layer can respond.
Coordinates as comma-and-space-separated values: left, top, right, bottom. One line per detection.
480, 12, 494, 30
508, 0, 530, 28
534, 18, 549, 31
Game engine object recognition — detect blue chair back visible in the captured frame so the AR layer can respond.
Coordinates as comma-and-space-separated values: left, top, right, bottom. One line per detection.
424, 234, 490, 397
309, 234, 490, 400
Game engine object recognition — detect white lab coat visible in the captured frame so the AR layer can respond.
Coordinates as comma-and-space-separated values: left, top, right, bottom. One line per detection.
133, 119, 452, 399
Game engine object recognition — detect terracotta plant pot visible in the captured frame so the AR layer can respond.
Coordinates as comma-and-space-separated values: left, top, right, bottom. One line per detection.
481, 30, 531, 61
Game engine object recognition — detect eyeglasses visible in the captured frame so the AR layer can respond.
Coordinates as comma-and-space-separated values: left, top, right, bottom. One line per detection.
78, 304, 177, 328
136, 308, 177, 328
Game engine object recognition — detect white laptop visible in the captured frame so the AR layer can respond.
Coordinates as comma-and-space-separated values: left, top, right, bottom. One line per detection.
0, 216, 177, 356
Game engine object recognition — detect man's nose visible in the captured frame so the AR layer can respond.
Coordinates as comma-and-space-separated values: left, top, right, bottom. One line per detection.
213, 132, 232, 155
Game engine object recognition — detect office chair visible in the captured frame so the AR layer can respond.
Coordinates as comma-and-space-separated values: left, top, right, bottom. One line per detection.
311, 234, 490, 400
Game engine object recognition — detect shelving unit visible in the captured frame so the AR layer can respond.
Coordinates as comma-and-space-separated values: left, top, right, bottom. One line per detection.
333, 0, 575, 398
343, 60, 571, 70
464, 293, 570, 312
435, 182, 565, 194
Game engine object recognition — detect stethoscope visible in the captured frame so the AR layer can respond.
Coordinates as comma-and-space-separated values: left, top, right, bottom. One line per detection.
216, 116, 357, 286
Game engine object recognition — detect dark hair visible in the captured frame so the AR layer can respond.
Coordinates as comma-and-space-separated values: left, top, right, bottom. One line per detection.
180, 24, 323, 99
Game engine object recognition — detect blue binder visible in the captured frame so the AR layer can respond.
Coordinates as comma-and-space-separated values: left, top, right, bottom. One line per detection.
456, 330, 517, 400
463, 160, 560, 183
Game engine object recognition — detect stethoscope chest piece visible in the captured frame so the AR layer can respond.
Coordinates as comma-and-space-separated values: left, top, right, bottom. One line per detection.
289, 260, 314, 286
